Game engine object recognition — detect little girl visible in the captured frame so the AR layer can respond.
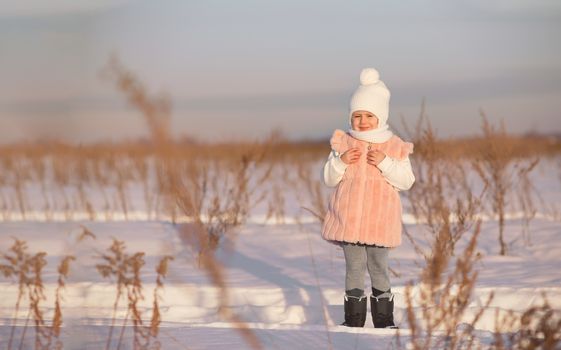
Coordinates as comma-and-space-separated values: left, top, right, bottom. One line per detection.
321, 68, 415, 328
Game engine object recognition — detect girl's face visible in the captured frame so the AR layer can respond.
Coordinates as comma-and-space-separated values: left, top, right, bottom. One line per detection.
351, 110, 379, 131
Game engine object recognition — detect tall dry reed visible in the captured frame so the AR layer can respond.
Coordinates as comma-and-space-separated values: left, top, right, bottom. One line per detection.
95, 239, 134, 350
472, 111, 539, 255
396, 105, 490, 349
48, 255, 75, 348
402, 103, 484, 259
148, 255, 174, 350
0, 239, 53, 350
101, 54, 267, 350
491, 293, 561, 349
295, 159, 328, 224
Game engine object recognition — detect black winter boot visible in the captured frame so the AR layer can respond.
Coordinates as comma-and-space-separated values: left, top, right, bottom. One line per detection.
341, 292, 367, 327
370, 288, 398, 329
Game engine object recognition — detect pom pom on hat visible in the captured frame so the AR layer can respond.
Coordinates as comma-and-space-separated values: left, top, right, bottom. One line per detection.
360, 68, 380, 85
349, 67, 391, 127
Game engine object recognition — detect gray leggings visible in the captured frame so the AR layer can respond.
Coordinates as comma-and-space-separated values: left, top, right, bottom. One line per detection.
342, 242, 391, 297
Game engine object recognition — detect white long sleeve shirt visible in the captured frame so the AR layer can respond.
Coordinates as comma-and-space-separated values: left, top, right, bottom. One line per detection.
322, 150, 415, 191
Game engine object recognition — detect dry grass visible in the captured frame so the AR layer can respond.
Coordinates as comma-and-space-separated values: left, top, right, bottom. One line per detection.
0, 232, 172, 350
0, 239, 75, 350
402, 104, 542, 258
398, 220, 491, 350
472, 111, 540, 255
170, 150, 269, 350
394, 106, 492, 345
0, 131, 557, 225
295, 158, 328, 224
403, 104, 484, 259
149, 255, 174, 344
95, 237, 173, 350
102, 55, 268, 349
1, 59, 560, 349
95, 239, 134, 350
492, 293, 561, 349
100, 54, 172, 146
395, 104, 558, 349
50, 255, 75, 349
0, 239, 46, 350
397, 118, 487, 347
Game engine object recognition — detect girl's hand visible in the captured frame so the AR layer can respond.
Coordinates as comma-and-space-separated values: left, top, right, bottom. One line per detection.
340, 148, 361, 164
367, 150, 386, 166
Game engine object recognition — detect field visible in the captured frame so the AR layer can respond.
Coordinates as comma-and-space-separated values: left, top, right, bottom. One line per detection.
1, 61, 560, 350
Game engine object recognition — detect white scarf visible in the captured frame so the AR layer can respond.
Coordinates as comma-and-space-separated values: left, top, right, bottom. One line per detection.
348, 124, 394, 144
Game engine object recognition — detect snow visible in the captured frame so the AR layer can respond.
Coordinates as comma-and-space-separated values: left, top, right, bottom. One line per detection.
1, 157, 561, 349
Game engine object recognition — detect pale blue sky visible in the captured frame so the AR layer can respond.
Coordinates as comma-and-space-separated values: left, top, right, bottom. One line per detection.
1, 0, 560, 143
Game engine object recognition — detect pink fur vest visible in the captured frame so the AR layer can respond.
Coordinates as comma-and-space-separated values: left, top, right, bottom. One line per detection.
321, 129, 414, 247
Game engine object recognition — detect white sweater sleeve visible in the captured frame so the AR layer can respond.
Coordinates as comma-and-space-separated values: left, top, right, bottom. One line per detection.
322, 150, 415, 191
322, 150, 348, 187
376, 155, 415, 191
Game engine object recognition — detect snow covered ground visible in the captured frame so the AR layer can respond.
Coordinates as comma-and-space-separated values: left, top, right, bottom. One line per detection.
1, 157, 561, 349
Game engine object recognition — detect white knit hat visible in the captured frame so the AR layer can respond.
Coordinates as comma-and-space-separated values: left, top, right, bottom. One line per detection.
349, 68, 391, 127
